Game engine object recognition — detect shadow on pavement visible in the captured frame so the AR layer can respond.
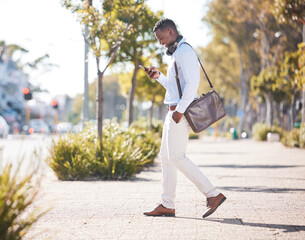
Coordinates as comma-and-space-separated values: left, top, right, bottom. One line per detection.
213, 175, 305, 181
218, 186, 305, 193
129, 177, 159, 182
205, 218, 305, 233
188, 152, 244, 155
175, 216, 204, 221
198, 164, 303, 169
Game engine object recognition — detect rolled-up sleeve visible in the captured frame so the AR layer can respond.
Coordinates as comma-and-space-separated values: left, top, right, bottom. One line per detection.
175, 46, 200, 113
156, 72, 167, 89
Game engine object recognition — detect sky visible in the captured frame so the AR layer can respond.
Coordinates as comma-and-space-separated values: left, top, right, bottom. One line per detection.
0, 0, 212, 98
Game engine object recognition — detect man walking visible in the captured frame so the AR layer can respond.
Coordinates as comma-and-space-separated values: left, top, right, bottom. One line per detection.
143, 19, 226, 218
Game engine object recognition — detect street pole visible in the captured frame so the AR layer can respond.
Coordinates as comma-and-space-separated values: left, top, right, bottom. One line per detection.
26, 104, 30, 128
53, 109, 58, 133
83, 25, 89, 126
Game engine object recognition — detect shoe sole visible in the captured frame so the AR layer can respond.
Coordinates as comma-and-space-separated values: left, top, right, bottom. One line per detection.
202, 196, 226, 218
144, 213, 175, 217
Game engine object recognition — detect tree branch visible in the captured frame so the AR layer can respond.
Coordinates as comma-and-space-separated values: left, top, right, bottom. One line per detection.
100, 24, 132, 75
101, 42, 120, 75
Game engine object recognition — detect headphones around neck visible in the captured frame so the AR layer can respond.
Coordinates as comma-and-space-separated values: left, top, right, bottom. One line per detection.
166, 35, 183, 56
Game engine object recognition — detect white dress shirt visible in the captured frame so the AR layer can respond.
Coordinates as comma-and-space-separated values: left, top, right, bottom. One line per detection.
156, 38, 200, 113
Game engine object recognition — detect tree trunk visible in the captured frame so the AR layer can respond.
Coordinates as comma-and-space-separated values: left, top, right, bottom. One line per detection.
128, 61, 139, 126
148, 95, 155, 129
259, 102, 266, 123
274, 102, 281, 126
290, 83, 297, 129
237, 48, 248, 132
256, 12, 270, 70
264, 92, 273, 126
96, 57, 103, 151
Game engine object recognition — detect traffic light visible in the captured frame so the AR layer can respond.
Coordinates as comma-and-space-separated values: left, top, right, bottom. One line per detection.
52, 100, 58, 109
23, 87, 32, 100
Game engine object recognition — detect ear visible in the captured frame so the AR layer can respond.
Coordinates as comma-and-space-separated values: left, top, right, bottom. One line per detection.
168, 28, 174, 36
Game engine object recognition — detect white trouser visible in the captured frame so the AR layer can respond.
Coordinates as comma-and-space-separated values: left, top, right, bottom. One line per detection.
160, 110, 219, 209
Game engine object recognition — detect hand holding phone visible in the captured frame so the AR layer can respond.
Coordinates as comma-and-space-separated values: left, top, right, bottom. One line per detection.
140, 65, 160, 79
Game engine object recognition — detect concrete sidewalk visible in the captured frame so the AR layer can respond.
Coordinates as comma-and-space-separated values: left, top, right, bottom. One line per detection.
25, 137, 305, 240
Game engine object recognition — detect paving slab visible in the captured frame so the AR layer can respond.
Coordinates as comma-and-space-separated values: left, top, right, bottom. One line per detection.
22, 137, 305, 240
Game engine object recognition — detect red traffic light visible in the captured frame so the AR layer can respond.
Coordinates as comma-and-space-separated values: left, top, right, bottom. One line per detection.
51, 100, 58, 109
51, 100, 58, 106
23, 87, 30, 95
23, 87, 32, 100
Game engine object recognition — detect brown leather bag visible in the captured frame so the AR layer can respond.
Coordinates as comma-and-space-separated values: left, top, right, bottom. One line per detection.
174, 43, 226, 133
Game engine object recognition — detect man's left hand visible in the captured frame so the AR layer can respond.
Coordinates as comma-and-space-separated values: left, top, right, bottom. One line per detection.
172, 111, 183, 123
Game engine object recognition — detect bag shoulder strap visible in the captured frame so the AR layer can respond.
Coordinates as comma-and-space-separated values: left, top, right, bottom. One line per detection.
174, 62, 183, 99
174, 42, 213, 99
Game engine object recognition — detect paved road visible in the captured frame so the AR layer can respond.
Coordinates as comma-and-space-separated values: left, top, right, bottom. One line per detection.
2, 136, 305, 239
0, 134, 52, 177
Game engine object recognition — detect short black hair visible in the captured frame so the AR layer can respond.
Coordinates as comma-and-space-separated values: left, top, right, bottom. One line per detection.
153, 18, 177, 33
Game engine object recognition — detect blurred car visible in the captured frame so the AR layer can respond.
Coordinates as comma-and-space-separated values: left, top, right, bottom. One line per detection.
56, 122, 73, 133
0, 116, 10, 138
23, 119, 50, 134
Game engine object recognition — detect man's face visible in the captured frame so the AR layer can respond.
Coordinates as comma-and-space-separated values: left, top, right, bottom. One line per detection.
154, 28, 176, 48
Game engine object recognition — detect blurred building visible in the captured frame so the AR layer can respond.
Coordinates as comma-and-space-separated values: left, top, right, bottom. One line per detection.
55, 94, 73, 122
0, 58, 76, 133
0, 59, 28, 131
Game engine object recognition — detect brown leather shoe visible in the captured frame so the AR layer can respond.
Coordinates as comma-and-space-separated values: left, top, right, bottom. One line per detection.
202, 193, 226, 218
143, 204, 175, 217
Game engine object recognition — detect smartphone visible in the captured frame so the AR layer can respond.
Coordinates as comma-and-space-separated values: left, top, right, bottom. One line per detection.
140, 65, 157, 74
139, 65, 148, 71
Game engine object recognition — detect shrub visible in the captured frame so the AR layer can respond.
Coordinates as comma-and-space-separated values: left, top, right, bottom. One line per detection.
130, 117, 163, 138
252, 123, 283, 141
48, 133, 96, 180
0, 164, 46, 240
48, 119, 161, 180
281, 124, 305, 149
98, 120, 160, 179
281, 129, 300, 148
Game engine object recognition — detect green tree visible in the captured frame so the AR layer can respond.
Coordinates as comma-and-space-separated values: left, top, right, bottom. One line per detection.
251, 66, 287, 126
119, 53, 166, 126
203, 0, 259, 131
278, 44, 305, 127
274, 0, 305, 123
274, 0, 305, 25
204, 0, 302, 129
61, 0, 145, 150
111, 3, 162, 125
